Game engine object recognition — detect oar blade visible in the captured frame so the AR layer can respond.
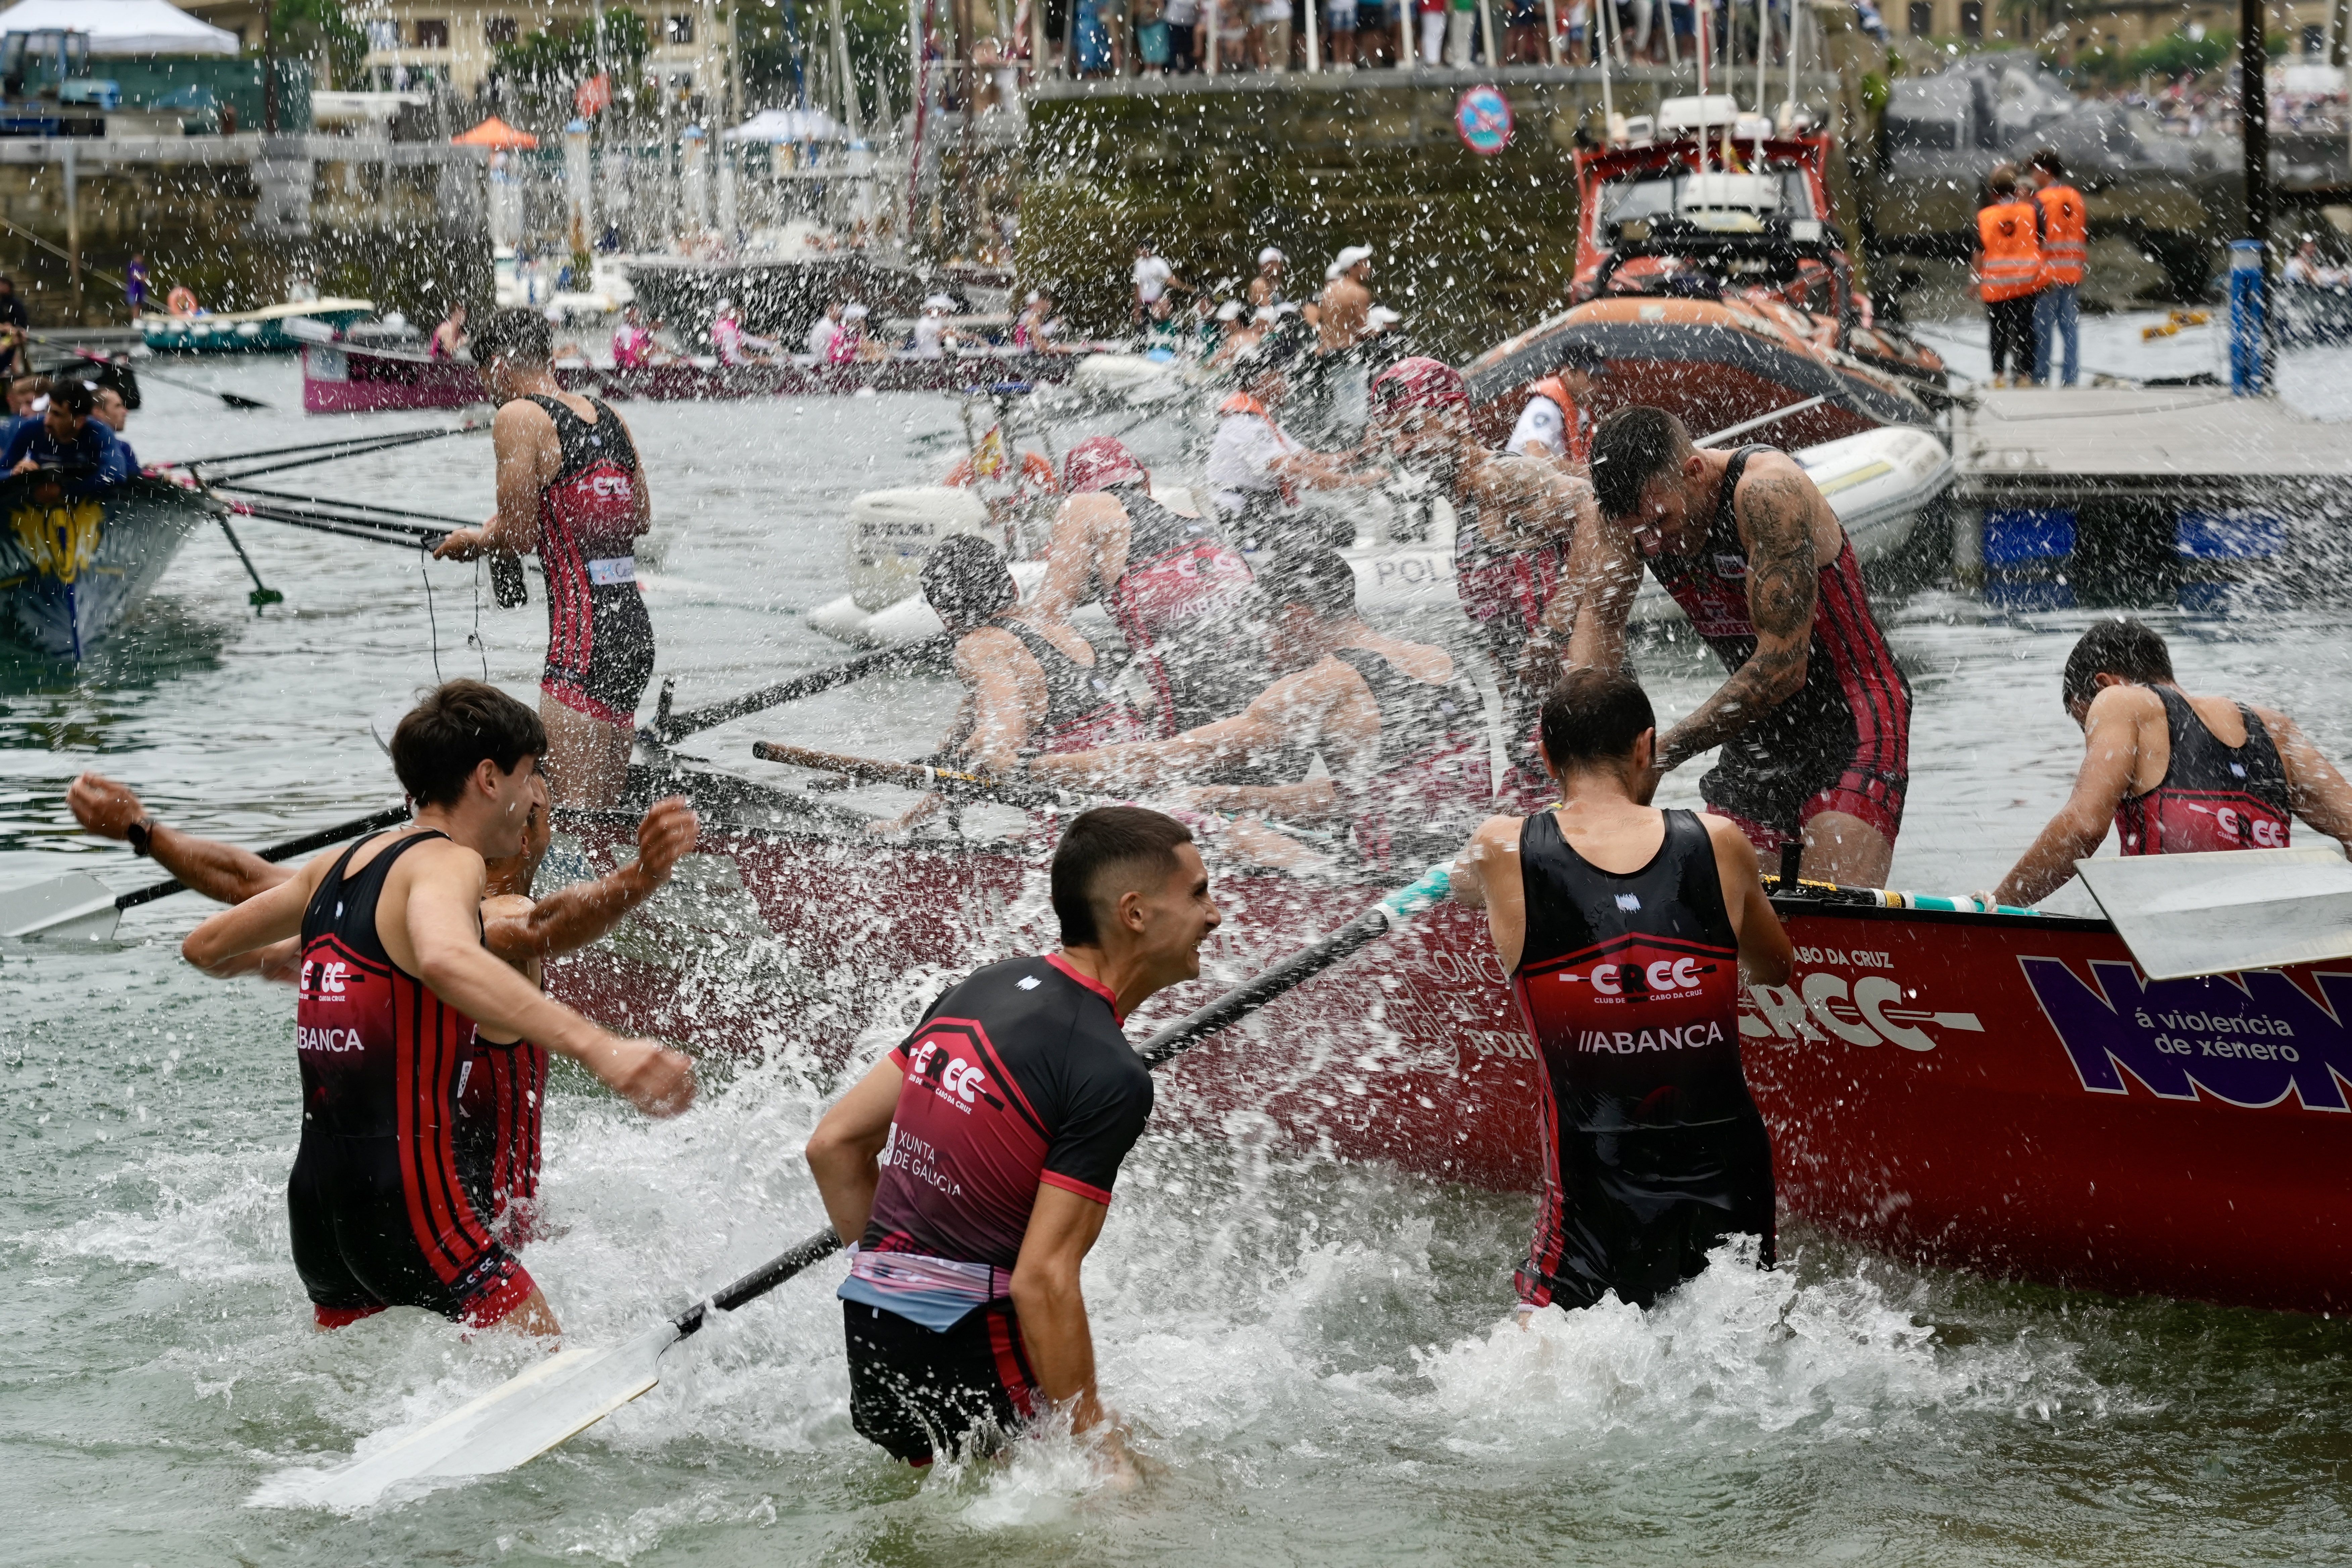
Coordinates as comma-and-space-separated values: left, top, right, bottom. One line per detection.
2076, 848, 2352, 980
278, 1321, 681, 1511
0, 872, 122, 940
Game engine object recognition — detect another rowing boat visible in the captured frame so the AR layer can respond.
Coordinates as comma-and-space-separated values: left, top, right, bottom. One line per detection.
547, 758, 2350, 1316
141, 299, 375, 355
0, 473, 215, 659
300, 341, 1083, 414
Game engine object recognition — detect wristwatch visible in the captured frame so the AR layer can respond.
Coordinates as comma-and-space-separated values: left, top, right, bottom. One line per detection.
127, 817, 157, 857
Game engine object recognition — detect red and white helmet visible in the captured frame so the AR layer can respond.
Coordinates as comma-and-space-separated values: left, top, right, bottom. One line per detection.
1063, 435, 1149, 494
1368, 356, 1470, 420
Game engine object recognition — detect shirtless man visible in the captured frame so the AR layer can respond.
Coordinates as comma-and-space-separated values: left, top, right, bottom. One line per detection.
1367, 356, 1599, 805
1986, 617, 2352, 908
182, 680, 695, 1335
1030, 548, 1489, 869
71, 771, 698, 1238
1316, 246, 1376, 356
1567, 406, 1911, 886
434, 307, 657, 810
1247, 246, 1288, 312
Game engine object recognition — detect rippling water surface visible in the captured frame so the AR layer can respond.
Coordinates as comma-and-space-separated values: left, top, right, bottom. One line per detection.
5, 332, 2352, 1565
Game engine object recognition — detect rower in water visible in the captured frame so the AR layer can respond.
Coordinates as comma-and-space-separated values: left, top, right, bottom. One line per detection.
1029, 548, 1489, 869
807, 806, 1219, 1471
434, 307, 658, 810
1451, 669, 1793, 1313
1986, 618, 2352, 907
73, 772, 699, 1242
181, 681, 695, 1335
1031, 435, 1265, 733
1569, 406, 1912, 887
1366, 356, 1598, 807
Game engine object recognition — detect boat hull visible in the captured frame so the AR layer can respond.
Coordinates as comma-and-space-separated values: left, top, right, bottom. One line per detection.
0, 476, 210, 658
551, 778, 2351, 1315
143, 303, 373, 354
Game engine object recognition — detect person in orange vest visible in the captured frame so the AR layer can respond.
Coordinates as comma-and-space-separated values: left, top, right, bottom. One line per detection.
1506, 340, 1605, 472
1975, 166, 2043, 388
2028, 148, 2088, 388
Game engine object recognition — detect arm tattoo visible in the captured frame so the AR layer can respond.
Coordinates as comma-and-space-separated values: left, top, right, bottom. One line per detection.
1657, 470, 1821, 772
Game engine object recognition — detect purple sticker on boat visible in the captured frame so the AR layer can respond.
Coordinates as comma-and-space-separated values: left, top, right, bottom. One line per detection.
2019, 957, 2352, 1112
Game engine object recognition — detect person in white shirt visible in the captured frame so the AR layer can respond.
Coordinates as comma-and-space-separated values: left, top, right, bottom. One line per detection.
710, 299, 777, 366
806, 300, 843, 359
1131, 242, 1183, 327
1205, 325, 1382, 545
1504, 341, 1605, 470
912, 294, 959, 359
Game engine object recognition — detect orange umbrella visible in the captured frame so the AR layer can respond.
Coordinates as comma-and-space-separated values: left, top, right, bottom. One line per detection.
451, 115, 539, 149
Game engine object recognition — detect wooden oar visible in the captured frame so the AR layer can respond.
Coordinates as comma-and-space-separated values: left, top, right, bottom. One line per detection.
286, 860, 1459, 1510
651, 633, 959, 745
0, 804, 410, 941
2075, 846, 2352, 981
750, 741, 1074, 810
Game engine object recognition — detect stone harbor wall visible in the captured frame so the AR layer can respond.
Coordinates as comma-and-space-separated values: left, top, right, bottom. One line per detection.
0, 138, 492, 327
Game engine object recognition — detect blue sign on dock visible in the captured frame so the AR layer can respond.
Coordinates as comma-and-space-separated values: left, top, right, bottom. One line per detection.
1455, 86, 1513, 156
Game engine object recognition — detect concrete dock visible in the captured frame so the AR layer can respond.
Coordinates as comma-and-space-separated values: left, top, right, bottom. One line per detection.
1950, 387, 2352, 610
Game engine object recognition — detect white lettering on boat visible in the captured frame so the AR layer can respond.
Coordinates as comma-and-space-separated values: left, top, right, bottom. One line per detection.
1741, 970, 1982, 1052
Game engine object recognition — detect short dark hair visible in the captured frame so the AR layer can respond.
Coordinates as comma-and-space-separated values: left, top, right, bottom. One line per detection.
2062, 618, 2173, 711
390, 679, 547, 807
1052, 806, 1194, 948
48, 378, 95, 416
2029, 147, 2065, 178
920, 534, 1017, 632
1590, 405, 1692, 520
1554, 340, 1608, 374
1987, 166, 2017, 198
471, 306, 551, 368
1258, 547, 1356, 618
1540, 668, 1657, 770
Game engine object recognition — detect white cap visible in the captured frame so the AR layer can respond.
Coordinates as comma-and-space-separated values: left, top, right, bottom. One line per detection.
1252, 305, 1283, 324
716, 297, 735, 311
923, 293, 956, 311
842, 302, 869, 320
1026, 289, 1041, 304
1334, 244, 1375, 273
1216, 299, 1246, 321
1367, 306, 1401, 327
1258, 246, 1286, 266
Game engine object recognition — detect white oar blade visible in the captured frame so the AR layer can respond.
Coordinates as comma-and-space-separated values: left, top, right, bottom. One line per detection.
270, 1321, 681, 1511
0, 873, 122, 940
2077, 848, 2352, 980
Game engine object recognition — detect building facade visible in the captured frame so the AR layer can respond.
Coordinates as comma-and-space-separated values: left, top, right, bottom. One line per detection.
1890, 0, 2337, 59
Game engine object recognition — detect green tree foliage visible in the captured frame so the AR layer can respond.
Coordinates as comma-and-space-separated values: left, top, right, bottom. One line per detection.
491, 6, 650, 118
2066, 28, 2291, 84
734, 0, 913, 126
262, 0, 368, 89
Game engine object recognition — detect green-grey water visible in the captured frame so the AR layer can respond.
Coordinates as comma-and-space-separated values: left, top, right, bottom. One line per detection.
6, 331, 2352, 1564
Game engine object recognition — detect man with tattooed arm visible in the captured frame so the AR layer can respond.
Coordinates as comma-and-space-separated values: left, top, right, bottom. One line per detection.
1565, 407, 1912, 886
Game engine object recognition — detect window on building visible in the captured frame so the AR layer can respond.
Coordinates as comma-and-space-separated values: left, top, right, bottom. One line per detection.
413, 17, 449, 46
364, 18, 399, 50
485, 16, 517, 43
1908, 1, 1931, 33
666, 12, 695, 43
2304, 22, 2325, 53
1959, 0, 1981, 39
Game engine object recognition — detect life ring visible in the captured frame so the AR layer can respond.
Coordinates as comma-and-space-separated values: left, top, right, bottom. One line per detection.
165, 286, 199, 318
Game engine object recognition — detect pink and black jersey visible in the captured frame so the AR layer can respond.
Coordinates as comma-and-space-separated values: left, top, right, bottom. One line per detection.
841, 954, 1154, 1331
2115, 686, 2292, 855
455, 1035, 547, 1243
1329, 645, 1491, 870
1104, 485, 1264, 733
524, 393, 655, 728
978, 617, 1153, 754
1510, 808, 1775, 1312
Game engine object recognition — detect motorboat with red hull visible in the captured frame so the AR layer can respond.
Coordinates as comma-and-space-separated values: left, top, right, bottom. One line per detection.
549, 763, 2350, 1316
1463, 106, 1947, 446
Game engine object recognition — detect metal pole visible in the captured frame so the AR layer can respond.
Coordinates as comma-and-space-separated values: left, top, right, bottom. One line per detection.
1598, 0, 1614, 127
62, 142, 80, 324
830, 0, 858, 130
1396, 0, 1411, 67
1479, 0, 1499, 66
262, 0, 279, 134
1542, 0, 1560, 64
2242, 0, 2273, 387
1307, 0, 1322, 69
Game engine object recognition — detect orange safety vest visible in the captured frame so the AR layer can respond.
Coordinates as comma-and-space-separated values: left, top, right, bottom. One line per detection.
1976, 200, 2043, 303
1529, 376, 1591, 465
2034, 183, 2088, 288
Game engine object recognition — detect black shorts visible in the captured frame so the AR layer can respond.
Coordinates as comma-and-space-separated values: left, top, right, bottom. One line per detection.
289, 1129, 536, 1328
843, 1299, 1040, 1465
542, 582, 655, 728
1517, 1109, 1776, 1312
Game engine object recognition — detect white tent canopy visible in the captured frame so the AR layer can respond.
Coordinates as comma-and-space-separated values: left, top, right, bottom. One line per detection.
0, 0, 238, 56
723, 107, 846, 144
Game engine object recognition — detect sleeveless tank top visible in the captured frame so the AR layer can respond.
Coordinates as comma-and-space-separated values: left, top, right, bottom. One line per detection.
1512, 809, 1752, 1131
1107, 488, 1256, 649
1645, 445, 1910, 778
986, 617, 1151, 754
1452, 460, 1570, 659
295, 831, 481, 1142
1331, 646, 1492, 868
2115, 686, 2293, 855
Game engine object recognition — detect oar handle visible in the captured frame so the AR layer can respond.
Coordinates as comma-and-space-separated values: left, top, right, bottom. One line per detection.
112, 803, 410, 913
751, 741, 1072, 810
658, 633, 958, 743
675, 862, 1457, 1329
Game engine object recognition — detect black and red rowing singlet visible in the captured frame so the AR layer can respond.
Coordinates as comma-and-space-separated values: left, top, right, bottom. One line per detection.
1646, 445, 1912, 851
1105, 484, 1264, 733
2115, 686, 2292, 855
1510, 808, 1775, 1312
456, 1035, 547, 1244
978, 616, 1152, 753
525, 393, 655, 728
1330, 645, 1491, 869
1451, 456, 1574, 806
289, 832, 533, 1328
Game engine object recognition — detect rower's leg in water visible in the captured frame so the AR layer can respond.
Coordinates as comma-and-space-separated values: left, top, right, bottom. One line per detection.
488, 1285, 562, 1338
1799, 810, 1893, 888
539, 697, 634, 811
